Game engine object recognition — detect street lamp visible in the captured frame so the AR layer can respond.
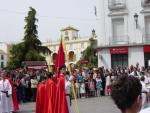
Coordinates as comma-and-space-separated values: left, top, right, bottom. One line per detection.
134, 13, 139, 29
92, 29, 96, 36
92, 29, 97, 40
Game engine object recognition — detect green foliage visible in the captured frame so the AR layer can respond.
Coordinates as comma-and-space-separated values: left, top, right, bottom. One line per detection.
8, 7, 51, 69
8, 58, 20, 70
25, 49, 45, 61
89, 38, 97, 48
8, 43, 25, 69
24, 7, 40, 50
78, 38, 98, 68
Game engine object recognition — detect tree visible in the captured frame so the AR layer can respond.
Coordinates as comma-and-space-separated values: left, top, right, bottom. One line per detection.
8, 7, 51, 69
78, 37, 98, 68
23, 7, 50, 55
8, 43, 26, 69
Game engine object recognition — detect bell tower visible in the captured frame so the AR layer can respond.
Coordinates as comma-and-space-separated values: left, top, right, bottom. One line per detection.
60, 26, 79, 41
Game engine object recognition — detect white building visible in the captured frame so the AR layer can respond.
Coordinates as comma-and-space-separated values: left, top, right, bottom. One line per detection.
96, 0, 150, 69
0, 43, 11, 69
43, 26, 94, 68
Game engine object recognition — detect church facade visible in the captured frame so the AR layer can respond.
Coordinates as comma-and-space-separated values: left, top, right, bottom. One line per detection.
43, 26, 94, 68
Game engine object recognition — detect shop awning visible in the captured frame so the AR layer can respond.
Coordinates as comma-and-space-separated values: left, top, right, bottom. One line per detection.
22, 61, 48, 70
110, 47, 128, 54
28, 66, 48, 69
144, 46, 150, 53
80, 60, 89, 64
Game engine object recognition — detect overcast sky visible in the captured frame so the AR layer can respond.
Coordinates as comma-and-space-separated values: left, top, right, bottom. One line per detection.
0, 0, 96, 43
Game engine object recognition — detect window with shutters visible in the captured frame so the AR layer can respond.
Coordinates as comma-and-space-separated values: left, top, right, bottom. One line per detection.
144, 16, 150, 42
112, 18, 126, 44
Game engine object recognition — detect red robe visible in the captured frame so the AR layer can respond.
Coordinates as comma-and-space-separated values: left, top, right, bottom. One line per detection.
44, 79, 57, 113
54, 74, 69, 113
36, 81, 46, 113
6, 77, 19, 112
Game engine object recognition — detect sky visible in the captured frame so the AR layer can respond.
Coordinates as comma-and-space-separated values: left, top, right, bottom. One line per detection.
0, 0, 96, 43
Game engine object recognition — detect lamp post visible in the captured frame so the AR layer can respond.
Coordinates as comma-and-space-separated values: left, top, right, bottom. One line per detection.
92, 29, 95, 36
134, 13, 139, 29
92, 29, 97, 39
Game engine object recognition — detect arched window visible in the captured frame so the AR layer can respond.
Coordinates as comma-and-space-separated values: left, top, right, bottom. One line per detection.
72, 36, 77, 40
65, 36, 69, 41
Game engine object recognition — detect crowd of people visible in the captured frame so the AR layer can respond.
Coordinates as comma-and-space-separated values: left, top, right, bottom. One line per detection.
0, 62, 150, 113
66, 63, 150, 101
2, 69, 51, 103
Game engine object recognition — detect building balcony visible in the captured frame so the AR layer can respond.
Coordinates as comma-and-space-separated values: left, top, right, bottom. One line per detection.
141, 0, 150, 8
108, 0, 126, 10
109, 35, 129, 45
142, 34, 150, 44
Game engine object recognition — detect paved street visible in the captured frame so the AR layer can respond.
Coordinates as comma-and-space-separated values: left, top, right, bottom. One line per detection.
19, 96, 120, 113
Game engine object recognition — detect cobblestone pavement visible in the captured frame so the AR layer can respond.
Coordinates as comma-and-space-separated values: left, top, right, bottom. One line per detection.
19, 96, 120, 113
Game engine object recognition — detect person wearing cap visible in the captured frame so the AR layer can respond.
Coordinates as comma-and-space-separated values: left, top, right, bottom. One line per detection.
0, 71, 14, 113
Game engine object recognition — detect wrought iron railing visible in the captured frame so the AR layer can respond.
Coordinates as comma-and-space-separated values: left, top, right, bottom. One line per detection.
109, 35, 129, 45
142, 34, 150, 43
108, 0, 126, 10
141, 0, 150, 7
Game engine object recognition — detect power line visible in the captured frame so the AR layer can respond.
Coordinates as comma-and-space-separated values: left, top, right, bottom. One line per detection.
0, 9, 96, 22
0, 9, 26, 15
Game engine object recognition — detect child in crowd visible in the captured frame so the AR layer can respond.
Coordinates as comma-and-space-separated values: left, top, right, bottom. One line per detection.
96, 76, 103, 97
105, 72, 112, 96
89, 79, 95, 97
80, 81, 85, 98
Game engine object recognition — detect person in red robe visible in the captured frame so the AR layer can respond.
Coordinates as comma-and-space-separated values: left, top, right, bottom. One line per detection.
36, 76, 46, 113
44, 77, 57, 113
3, 71, 19, 112
54, 65, 69, 113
